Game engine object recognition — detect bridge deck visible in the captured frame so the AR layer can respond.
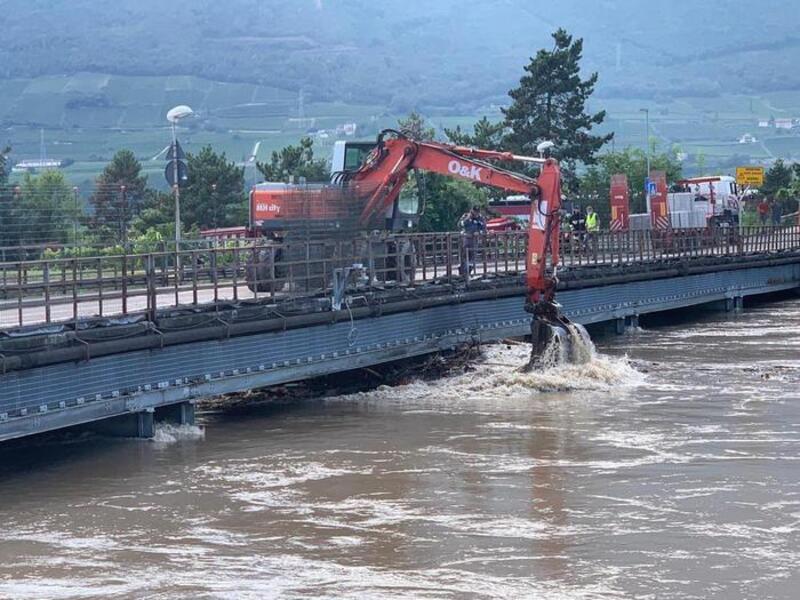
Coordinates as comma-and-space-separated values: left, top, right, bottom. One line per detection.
1, 227, 799, 442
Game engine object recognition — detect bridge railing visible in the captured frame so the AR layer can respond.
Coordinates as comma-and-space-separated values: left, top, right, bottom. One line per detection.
1, 227, 799, 331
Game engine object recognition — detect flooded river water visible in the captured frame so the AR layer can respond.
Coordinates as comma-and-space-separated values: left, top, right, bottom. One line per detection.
1, 297, 799, 599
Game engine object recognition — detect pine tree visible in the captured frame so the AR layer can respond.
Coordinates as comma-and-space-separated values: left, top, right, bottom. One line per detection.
761, 159, 792, 198
0, 145, 10, 186
444, 117, 505, 150
398, 112, 435, 141
503, 29, 612, 180
182, 146, 247, 229
89, 150, 148, 243
256, 137, 329, 183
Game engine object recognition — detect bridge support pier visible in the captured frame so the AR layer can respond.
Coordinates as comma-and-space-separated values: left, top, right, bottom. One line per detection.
614, 318, 625, 335
614, 315, 639, 335
700, 297, 742, 313
90, 409, 155, 439
155, 401, 196, 426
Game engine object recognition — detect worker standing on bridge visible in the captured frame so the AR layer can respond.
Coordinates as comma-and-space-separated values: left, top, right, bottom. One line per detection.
569, 206, 586, 251
757, 198, 770, 226
459, 205, 486, 276
772, 200, 783, 227
585, 205, 599, 253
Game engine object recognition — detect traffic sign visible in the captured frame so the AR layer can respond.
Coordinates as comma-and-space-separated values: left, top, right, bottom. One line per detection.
645, 179, 657, 195
165, 161, 188, 187
736, 166, 764, 187
166, 141, 186, 161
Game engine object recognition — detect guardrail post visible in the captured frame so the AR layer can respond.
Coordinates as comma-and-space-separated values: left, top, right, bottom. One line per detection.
43, 261, 51, 324
121, 254, 128, 315
72, 259, 78, 325
230, 246, 239, 301
446, 234, 454, 282
211, 249, 219, 303
146, 254, 157, 322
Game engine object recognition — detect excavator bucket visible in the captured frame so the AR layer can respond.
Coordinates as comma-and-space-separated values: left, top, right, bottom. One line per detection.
523, 301, 589, 371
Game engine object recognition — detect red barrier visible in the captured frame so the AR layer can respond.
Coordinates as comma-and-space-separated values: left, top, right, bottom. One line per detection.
610, 174, 630, 231
649, 170, 670, 230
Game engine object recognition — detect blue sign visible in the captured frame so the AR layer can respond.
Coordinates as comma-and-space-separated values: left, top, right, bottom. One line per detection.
645, 179, 657, 195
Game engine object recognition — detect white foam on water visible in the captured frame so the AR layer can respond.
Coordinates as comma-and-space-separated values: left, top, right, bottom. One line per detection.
328, 328, 642, 412
445, 326, 643, 396
152, 423, 205, 444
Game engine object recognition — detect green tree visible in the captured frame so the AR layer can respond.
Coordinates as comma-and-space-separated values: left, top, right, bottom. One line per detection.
764, 161, 800, 222
0, 145, 10, 185
398, 111, 435, 141
417, 179, 489, 232
129, 190, 175, 241
256, 137, 329, 183
444, 117, 505, 150
761, 159, 793, 198
1, 170, 77, 247
181, 146, 247, 229
503, 29, 612, 181
89, 150, 149, 243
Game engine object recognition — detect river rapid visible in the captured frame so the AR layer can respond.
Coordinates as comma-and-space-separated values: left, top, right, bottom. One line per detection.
0, 297, 799, 599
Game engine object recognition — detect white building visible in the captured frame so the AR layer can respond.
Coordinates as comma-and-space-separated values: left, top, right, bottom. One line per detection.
336, 123, 357, 136
11, 159, 63, 173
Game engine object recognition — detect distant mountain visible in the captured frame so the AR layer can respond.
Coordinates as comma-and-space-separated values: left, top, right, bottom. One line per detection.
1, 0, 799, 109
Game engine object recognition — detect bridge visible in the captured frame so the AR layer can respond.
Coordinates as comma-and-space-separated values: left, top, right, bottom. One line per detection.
2, 227, 800, 442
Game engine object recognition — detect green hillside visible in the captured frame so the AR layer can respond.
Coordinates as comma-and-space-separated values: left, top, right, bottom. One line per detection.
2, 0, 800, 185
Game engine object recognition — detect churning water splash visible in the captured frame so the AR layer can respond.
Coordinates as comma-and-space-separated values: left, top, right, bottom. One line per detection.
332, 333, 642, 410
152, 423, 206, 444
534, 322, 597, 368
488, 327, 643, 394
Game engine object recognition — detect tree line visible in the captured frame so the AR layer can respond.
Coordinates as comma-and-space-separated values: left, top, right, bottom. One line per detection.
0, 146, 249, 251
4, 27, 794, 255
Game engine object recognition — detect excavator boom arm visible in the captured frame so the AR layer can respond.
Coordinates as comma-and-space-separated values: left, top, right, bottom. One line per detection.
349, 130, 563, 312
353, 137, 543, 226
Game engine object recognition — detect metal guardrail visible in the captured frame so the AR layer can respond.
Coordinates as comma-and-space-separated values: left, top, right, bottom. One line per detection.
1, 227, 800, 331
0, 239, 244, 263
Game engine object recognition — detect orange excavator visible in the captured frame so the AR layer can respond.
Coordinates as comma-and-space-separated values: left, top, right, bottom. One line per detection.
339, 129, 571, 361
250, 129, 572, 362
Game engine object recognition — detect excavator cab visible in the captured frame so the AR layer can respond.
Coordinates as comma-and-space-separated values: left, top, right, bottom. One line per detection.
332, 140, 420, 231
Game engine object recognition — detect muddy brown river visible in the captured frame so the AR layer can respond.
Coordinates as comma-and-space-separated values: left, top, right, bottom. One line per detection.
1, 296, 798, 599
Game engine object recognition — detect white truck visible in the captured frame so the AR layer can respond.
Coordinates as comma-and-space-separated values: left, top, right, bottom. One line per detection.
630, 175, 742, 230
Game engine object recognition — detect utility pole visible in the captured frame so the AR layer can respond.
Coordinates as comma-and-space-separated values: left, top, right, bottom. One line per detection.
640, 108, 651, 209
172, 121, 181, 249
72, 186, 80, 246
211, 183, 218, 232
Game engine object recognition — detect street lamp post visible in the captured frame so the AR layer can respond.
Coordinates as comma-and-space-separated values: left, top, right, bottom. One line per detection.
172, 121, 180, 248
640, 108, 651, 207
166, 105, 194, 250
